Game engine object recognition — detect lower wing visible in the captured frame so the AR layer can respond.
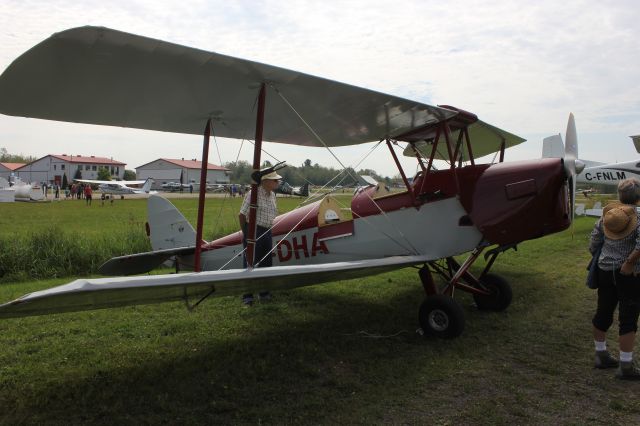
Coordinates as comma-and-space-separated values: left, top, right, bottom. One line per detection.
0, 255, 429, 319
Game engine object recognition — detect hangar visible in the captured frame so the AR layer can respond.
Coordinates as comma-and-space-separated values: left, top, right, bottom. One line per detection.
135, 158, 229, 189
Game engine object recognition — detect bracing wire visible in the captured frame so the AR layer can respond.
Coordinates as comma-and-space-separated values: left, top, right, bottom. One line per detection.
271, 85, 420, 255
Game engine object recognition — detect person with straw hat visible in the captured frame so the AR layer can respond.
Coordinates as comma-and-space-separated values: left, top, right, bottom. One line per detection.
238, 169, 282, 306
589, 178, 640, 380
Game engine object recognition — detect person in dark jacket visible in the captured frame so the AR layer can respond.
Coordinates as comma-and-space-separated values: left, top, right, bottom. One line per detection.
589, 178, 640, 380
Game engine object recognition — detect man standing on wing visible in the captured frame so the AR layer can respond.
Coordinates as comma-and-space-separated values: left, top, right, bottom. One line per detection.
238, 170, 281, 306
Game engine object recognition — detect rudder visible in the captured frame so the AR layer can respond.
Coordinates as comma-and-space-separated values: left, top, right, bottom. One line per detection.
147, 195, 197, 250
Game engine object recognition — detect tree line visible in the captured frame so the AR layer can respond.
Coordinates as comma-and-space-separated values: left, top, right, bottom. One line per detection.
0, 148, 36, 163
1, 147, 394, 187
224, 159, 392, 187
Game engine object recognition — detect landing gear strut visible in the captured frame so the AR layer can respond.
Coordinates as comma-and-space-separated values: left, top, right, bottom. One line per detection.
417, 246, 513, 338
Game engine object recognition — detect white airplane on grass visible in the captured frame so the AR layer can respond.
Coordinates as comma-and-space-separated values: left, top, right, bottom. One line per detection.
543, 134, 640, 186
75, 177, 156, 197
0, 26, 582, 338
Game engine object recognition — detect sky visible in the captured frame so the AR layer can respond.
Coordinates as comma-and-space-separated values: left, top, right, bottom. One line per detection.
1, 0, 639, 178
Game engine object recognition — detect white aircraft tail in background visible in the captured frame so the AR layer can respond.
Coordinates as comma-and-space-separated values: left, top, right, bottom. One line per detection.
542, 134, 640, 186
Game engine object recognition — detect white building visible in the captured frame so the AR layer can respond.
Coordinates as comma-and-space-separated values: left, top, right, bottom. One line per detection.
14, 154, 126, 186
0, 162, 25, 181
136, 158, 229, 189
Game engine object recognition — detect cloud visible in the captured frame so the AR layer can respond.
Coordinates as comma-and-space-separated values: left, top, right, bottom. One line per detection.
1, 0, 640, 176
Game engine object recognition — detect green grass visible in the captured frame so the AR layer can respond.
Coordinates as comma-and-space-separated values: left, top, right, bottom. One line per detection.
0, 195, 338, 281
1, 202, 640, 424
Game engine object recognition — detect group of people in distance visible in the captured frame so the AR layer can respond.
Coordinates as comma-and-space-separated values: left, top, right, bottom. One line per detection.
68, 183, 93, 205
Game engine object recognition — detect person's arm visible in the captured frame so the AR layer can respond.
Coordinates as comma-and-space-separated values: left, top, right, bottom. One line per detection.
621, 249, 640, 275
239, 191, 250, 233
622, 220, 640, 275
589, 219, 604, 254
239, 213, 247, 233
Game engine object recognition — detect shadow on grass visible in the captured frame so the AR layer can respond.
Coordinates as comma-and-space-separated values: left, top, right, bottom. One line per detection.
1, 275, 504, 424
3, 268, 639, 424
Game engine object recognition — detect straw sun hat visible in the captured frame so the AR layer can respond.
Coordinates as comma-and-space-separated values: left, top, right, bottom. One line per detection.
602, 202, 638, 240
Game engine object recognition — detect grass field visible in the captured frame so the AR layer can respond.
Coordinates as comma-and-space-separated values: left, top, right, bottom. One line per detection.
1, 197, 640, 424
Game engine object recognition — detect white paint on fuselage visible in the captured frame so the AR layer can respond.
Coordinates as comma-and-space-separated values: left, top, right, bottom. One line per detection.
195, 197, 483, 271
577, 160, 640, 186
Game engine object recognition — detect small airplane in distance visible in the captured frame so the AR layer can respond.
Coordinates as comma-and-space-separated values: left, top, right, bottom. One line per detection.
275, 181, 309, 197
75, 177, 156, 198
543, 134, 640, 186
0, 26, 582, 339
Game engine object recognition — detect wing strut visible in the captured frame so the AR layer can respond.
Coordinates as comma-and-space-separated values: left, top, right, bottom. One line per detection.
194, 118, 212, 272
246, 83, 267, 268
386, 139, 414, 203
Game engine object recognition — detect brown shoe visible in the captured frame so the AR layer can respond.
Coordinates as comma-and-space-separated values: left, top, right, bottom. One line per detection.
616, 361, 640, 380
594, 350, 619, 369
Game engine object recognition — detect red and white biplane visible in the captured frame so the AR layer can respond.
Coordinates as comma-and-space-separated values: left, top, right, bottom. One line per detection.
0, 27, 582, 338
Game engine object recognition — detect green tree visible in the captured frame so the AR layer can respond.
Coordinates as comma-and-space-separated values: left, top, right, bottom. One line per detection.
73, 168, 82, 180
62, 174, 68, 190
224, 160, 252, 184
0, 147, 36, 163
97, 167, 111, 181
123, 169, 136, 180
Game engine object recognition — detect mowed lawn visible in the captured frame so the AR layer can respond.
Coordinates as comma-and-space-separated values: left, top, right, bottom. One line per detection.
0, 196, 639, 424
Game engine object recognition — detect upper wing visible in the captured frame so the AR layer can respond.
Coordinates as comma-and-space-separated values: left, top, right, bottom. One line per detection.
0, 26, 457, 147
0, 255, 429, 318
401, 119, 526, 161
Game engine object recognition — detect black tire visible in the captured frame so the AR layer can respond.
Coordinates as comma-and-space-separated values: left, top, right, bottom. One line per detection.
418, 295, 465, 339
473, 273, 512, 311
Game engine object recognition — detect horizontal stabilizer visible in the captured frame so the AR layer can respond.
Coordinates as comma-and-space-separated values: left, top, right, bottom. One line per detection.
99, 246, 196, 275
0, 255, 430, 319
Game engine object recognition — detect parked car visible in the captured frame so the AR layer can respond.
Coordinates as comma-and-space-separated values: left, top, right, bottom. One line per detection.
161, 182, 184, 191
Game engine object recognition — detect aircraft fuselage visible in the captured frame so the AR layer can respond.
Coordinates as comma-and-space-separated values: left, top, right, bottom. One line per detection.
175, 158, 569, 271
577, 161, 640, 186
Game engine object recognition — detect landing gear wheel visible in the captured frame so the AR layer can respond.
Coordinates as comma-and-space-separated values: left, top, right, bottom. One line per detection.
473, 273, 512, 311
419, 295, 465, 339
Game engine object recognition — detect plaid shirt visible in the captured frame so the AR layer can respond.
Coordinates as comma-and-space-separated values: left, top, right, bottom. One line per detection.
590, 211, 640, 273
240, 185, 278, 228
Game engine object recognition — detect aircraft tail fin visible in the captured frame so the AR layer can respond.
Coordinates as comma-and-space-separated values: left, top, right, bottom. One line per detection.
141, 177, 154, 193
147, 195, 197, 251
542, 134, 564, 158
630, 135, 640, 154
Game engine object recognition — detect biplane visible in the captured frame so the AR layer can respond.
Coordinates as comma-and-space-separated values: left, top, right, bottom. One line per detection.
0, 26, 583, 338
